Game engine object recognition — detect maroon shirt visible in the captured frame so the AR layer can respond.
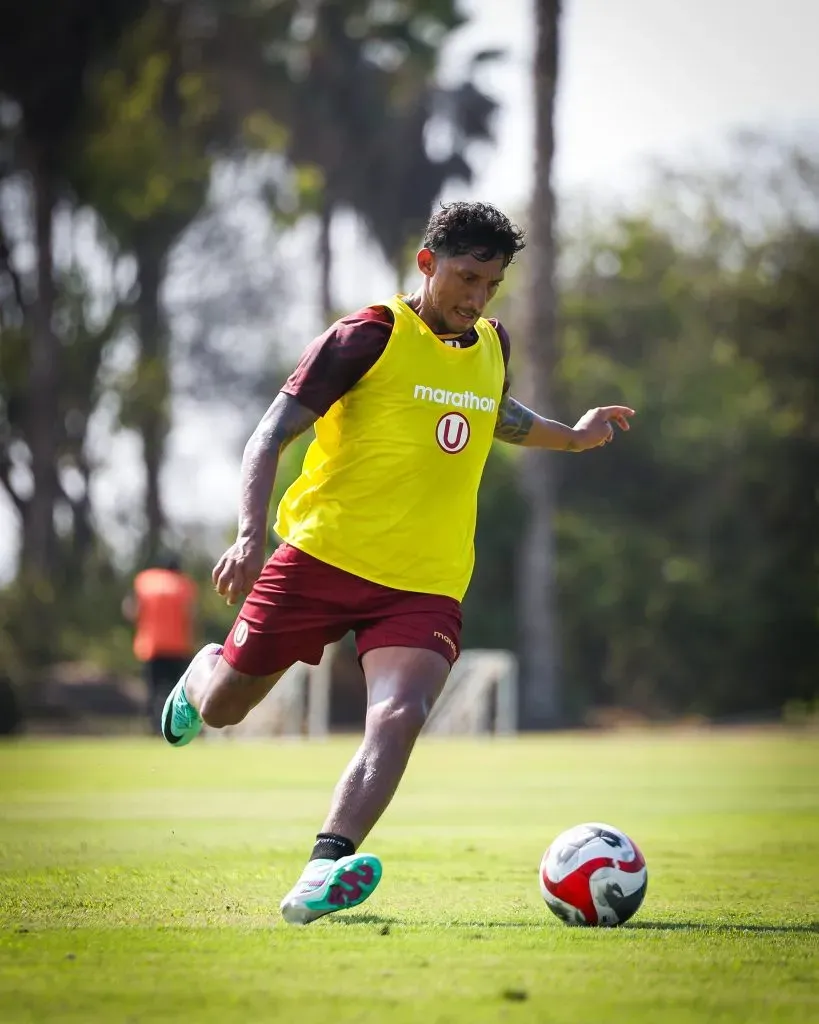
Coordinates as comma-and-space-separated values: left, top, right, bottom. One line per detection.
282, 303, 512, 417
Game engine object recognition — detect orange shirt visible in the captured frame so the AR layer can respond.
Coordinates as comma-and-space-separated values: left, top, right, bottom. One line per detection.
132, 569, 197, 661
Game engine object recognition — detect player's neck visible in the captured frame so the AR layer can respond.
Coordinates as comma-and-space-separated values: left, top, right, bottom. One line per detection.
404, 291, 457, 338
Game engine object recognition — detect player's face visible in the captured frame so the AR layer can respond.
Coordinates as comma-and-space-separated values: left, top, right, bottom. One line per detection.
420, 250, 506, 334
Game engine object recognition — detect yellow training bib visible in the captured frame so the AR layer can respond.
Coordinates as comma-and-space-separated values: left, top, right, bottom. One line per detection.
274, 296, 505, 600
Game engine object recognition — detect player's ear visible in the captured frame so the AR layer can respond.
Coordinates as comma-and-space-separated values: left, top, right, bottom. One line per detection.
417, 247, 436, 278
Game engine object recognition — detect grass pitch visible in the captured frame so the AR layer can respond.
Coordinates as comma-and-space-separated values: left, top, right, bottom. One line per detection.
0, 729, 817, 1023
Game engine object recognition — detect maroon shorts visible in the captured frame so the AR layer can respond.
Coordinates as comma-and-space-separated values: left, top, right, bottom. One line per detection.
221, 543, 462, 677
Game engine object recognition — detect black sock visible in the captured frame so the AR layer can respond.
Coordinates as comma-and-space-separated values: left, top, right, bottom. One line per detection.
310, 832, 355, 862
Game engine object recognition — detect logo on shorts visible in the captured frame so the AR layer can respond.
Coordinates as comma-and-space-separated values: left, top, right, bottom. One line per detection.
436, 412, 470, 454
434, 631, 458, 658
233, 619, 249, 647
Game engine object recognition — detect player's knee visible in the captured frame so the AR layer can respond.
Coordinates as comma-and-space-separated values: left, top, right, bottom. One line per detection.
199, 691, 248, 729
369, 695, 429, 741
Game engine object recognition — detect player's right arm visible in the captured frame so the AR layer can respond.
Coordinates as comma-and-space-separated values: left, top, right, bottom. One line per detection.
212, 394, 317, 605
213, 307, 393, 605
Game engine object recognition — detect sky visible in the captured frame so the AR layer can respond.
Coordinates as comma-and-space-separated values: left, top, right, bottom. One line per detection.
472, 0, 818, 201
2, 0, 818, 581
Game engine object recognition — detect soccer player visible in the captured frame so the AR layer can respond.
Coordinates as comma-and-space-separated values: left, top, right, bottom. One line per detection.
161, 201, 633, 924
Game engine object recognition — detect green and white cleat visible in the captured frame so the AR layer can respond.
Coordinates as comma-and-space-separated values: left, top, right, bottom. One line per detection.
160, 643, 222, 747
279, 853, 383, 926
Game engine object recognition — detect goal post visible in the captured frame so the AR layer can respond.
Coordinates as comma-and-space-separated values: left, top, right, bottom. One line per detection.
423, 649, 518, 736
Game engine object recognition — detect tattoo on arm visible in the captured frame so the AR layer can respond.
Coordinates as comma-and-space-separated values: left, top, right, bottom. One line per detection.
254, 393, 319, 454
494, 395, 535, 445
237, 394, 318, 541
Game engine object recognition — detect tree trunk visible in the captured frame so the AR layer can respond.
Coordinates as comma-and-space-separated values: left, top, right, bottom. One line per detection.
22, 146, 60, 581
516, 0, 562, 730
134, 245, 169, 562
318, 193, 334, 324
70, 455, 95, 568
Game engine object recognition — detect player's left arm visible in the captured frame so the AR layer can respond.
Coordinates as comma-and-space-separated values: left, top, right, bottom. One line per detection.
493, 394, 635, 451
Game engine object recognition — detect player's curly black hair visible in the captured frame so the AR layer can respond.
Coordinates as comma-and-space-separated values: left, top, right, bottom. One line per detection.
423, 201, 526, 266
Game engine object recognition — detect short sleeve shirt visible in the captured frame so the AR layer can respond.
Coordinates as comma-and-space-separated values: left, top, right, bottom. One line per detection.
282, 304, 512, 416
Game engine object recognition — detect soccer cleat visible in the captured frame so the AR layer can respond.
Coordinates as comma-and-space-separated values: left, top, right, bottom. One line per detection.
279, 853, 383, 925
161, 642, 222, 747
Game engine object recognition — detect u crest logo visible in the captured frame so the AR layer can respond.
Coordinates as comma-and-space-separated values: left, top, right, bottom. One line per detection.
436, 412, 470, 453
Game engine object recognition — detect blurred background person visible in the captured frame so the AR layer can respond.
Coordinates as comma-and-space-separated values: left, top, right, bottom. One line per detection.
123, 553, 198, 728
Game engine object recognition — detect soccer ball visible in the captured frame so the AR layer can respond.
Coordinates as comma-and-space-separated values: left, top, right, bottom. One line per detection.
539, 822, 648, 926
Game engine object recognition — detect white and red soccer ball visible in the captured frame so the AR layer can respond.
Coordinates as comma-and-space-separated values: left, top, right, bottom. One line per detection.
540, 822, 648, 926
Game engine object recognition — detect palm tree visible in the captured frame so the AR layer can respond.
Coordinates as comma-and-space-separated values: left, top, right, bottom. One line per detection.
517, 0, 562, 729
265, 0, 499, 319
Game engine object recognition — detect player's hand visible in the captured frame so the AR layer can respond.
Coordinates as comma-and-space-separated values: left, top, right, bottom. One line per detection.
571, 406, 635, 451
212, 536, 265, 606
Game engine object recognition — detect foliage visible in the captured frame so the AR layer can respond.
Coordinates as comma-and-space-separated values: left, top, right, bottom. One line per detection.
544, 157, 819, 719
216, 0, 499, 271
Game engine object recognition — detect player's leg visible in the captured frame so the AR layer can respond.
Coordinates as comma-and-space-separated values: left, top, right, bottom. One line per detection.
279, 645, 451, 925
161, 646, 289, 746
161, 545, 335, 746
319, 593, 460, 846
322, 646, 450, 845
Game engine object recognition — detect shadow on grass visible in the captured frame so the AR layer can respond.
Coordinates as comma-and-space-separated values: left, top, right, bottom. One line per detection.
331, 915, 818, 935
625, 920, 819, 935
329, 914, 401, 927
333, 915, 536, 929
453, 920, 819, 934
447, 921, 537, 929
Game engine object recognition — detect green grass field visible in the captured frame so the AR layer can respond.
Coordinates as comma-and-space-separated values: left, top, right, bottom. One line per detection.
1, 730, 817, 1023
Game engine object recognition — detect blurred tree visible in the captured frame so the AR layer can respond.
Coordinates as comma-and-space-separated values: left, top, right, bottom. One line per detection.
516, 0, 562, 728
550, 146, 819, 719
726, 225, 819, 711
73, 3, 226, 559
0, 0, 148, 584
296, 1, 498, 305
0, 3, 150, 690
0, 191, 139, 680
211, 0, 500, 319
